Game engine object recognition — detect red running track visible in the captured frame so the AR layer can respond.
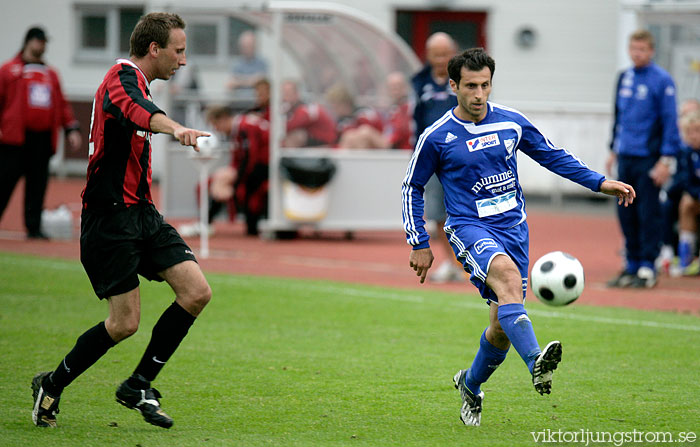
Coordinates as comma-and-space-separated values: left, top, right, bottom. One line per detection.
1, 177, 698, 315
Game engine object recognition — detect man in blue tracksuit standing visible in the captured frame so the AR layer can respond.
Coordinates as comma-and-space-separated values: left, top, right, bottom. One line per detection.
411, 32, 461, 283
412, 33, 458, 140
606, 29, 681, 288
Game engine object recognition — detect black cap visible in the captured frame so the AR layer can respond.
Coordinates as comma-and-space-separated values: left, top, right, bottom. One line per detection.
24, 27, 48, 44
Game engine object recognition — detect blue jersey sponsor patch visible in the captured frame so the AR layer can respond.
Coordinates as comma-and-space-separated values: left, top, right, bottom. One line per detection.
467, 133, 500, 152
474, 237, 498, 254
475, 191, 518, 218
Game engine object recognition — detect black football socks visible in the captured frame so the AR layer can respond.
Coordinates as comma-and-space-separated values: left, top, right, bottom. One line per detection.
132, 301, 196, 383
45, 321, 116, 395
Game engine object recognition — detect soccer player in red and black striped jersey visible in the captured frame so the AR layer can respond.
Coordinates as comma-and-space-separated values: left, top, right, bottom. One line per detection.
31, 13, 212, 429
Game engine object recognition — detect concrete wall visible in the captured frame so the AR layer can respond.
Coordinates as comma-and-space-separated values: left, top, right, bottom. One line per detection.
1, 0, 622, 106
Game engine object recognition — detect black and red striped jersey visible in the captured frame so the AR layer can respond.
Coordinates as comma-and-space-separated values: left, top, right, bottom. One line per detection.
82, 59, 163, 210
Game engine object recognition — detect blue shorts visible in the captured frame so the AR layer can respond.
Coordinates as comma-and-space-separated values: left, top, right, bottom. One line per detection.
444, 221, 530, 303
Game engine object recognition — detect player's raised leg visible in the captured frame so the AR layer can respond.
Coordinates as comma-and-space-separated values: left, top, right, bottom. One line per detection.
116, 260, 211, 428
487, 255, 562, 395
532, 340, 562, 395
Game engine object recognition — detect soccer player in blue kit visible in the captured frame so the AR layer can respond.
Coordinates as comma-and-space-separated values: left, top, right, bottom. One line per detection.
401, 48, 636, 426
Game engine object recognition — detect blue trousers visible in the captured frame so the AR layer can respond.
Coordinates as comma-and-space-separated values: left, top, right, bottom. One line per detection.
616, 155, 662, 270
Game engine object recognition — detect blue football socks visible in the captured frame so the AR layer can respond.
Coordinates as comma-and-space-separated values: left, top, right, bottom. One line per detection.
464, 329, 509, 395
678, 241, 692, 268
678, 231, 697, 268
497, 303, 541, 373
625, 259, 640, 275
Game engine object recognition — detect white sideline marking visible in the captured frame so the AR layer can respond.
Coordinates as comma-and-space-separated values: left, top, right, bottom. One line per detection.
590, 283, 700, 300
5, 258, 698, 333
527, 308, 700, 332
313, 285, 424, 303
452, 301, 700, 333
214, 276, 700, 332
212, 276, 424, 303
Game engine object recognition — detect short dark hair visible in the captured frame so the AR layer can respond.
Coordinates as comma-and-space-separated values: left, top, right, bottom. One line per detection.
130, 12, 185, 58
24, 27, 48, 44
448, 48, 496, 85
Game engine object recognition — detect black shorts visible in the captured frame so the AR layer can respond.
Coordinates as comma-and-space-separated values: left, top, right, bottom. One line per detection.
80, 203, 197, 299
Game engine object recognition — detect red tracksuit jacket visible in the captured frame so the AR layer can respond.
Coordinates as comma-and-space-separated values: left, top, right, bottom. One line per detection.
0, 53, 78, 151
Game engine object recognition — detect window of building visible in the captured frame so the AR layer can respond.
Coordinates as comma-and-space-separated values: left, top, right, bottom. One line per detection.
75, 7, 258, 66
119, 8, 143, 53
180, 14, 255, 65
75, 4, 144, 61
228, 17, 255, 56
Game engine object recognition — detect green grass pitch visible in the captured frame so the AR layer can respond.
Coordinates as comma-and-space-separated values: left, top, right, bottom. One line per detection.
0, 251, 698, 446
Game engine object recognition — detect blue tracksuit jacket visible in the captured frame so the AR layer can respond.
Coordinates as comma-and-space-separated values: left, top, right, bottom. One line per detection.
411, 65, 458, 141
610, 62, 680, 157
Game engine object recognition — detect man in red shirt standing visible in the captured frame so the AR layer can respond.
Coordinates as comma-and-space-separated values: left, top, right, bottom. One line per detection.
31, 13, 212, 429
0, 27, 81, 239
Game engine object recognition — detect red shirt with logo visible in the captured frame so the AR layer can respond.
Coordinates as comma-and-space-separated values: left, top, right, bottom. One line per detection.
83, 59, 163, 209
0, 53, 78, 150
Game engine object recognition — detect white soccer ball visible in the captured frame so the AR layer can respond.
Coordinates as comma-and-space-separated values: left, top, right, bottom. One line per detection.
530, 251, 585, 306
196, 133, 220, 154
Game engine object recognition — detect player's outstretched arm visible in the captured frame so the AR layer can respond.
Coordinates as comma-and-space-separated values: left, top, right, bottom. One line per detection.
409, 247, 434, 284
149, 112, 210, 151
600, 179, 636, 207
